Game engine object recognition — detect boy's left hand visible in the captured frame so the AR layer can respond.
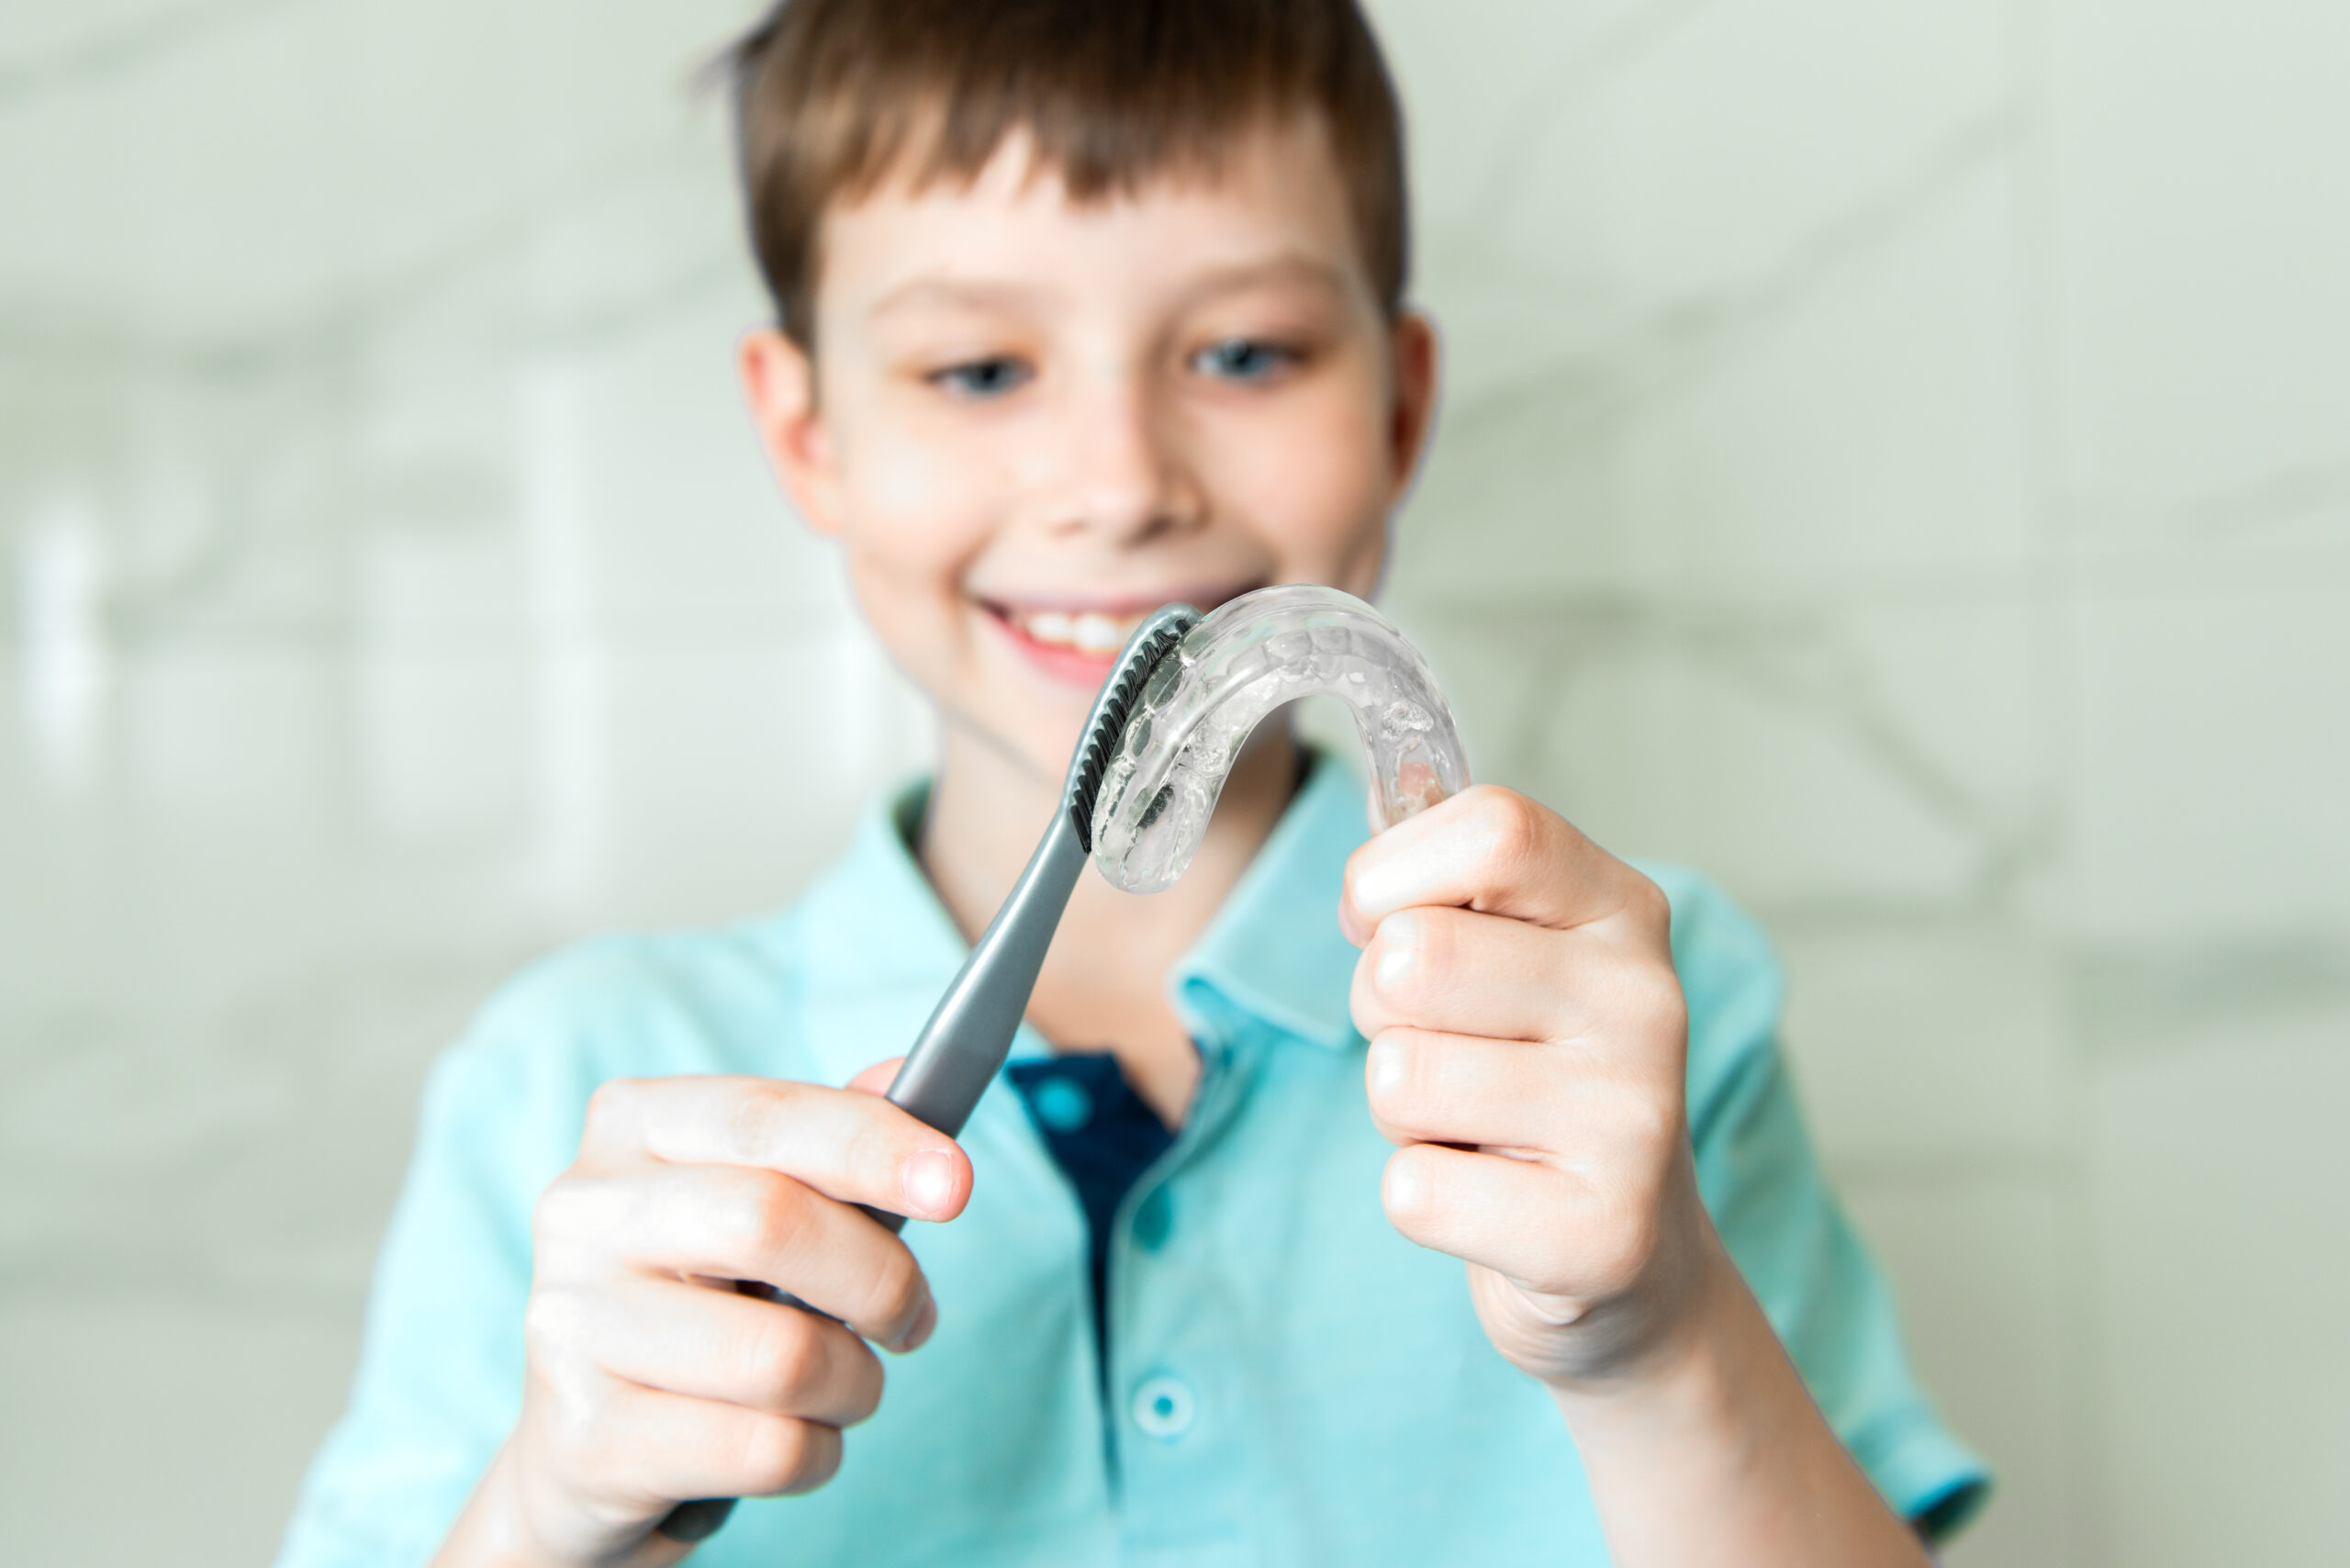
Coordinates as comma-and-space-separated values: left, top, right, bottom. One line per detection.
1342, 784, 1718, 1388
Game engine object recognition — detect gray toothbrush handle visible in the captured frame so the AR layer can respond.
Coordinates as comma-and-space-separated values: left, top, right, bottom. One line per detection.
656, 607, 1192, 1544
884, 810, 1087, 1137
750, 814, 1087, 1255
656, 815, 1086, 1543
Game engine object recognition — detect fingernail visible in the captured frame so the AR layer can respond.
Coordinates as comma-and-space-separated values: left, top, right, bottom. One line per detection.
1367, 1036, 1404, 1098
1352, 863, 1397, 914
903, 1149, 956, 1219
1374, 913, 1419, 992
901, 1294, 938, 1351
1383, 1154, 1426, 1218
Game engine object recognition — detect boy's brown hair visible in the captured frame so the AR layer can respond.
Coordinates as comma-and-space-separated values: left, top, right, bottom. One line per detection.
720, 0, 1409, 349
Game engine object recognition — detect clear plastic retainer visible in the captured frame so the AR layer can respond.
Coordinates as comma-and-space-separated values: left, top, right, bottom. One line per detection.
1090, 584, 1472, 894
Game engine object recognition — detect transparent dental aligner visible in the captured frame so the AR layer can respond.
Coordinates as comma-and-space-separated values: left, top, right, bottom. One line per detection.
1091, 584, 1471, 894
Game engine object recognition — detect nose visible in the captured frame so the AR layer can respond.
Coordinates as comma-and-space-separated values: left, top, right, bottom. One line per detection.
1046, 371, 1204, 545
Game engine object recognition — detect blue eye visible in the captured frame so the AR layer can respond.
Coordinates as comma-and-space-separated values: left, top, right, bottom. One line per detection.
930, 356, 1032, 398
1192, 338, 1297, 382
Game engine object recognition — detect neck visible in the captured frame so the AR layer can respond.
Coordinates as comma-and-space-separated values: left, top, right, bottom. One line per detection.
917, 713, 1304, 1126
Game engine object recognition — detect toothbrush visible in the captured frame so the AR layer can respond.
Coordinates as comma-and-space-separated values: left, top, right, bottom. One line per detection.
863, 600, 1201, 1146
658, 602, 1200, 1543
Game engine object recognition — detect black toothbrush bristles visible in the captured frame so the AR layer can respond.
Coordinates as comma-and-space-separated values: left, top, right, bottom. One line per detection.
1069, 617, 1192, 853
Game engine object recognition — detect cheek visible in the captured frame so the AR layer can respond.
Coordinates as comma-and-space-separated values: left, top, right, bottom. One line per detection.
836, 414, 1000, 601
822, 406, 1013, 702
1213, 389, 1393, 590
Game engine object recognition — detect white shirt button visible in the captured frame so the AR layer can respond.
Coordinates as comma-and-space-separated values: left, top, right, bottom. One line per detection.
1130, 1373, 1195, 1440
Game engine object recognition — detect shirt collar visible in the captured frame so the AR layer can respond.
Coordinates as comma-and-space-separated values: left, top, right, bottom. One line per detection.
755, 782, 969, 1088
769, 748, 1370, 1086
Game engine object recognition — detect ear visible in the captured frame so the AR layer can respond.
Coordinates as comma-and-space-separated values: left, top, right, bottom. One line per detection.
1383, 308, 1440, 498
738, 328, 845, 538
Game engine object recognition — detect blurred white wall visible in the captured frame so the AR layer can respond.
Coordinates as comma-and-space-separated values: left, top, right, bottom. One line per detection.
2, 3, 2344, 1565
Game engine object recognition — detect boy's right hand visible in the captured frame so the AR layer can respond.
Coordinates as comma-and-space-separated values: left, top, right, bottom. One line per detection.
436, 1060, 972, 1568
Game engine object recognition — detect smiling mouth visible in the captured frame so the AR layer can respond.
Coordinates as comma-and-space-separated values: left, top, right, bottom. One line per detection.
980, 584, 1259, 665
1005, 606, 1143, 658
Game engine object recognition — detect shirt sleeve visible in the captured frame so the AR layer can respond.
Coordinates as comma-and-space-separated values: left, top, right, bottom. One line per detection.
1651, 864, 1993, 1543
273, 996, 595, 1568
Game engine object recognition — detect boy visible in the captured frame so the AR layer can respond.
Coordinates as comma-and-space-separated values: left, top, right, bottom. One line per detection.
280, 2, 1986, 1563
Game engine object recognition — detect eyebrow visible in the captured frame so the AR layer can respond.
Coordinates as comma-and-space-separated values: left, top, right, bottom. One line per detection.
865, 277, 1046, 320
862, 251, 1352, 324
1173, 252, 1354, 311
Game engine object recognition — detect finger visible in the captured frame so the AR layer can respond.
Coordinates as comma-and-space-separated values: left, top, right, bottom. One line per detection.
1354, 905, 1687, 1047
1352, 905, 1653, 1043
541, 1163, 934, 1347
576, 1379, 846, 1503
846, 1057, 907, 1097
1382, 1142, 1653, 1303
1363, 1026, 1684, 1154
1341, 785, 1665, 936
535, 1276, 887, 1426
1363, 1028, 1570, 1149
578, 1076, 971, 1224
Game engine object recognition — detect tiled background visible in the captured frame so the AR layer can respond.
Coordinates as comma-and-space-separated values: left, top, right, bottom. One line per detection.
3, 1, 2344, 1563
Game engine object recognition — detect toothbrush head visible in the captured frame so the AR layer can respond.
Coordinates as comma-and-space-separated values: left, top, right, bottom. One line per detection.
1066, 603, 1201, 853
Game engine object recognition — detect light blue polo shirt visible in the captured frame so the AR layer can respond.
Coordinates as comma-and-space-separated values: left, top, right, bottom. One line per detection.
278, 756, 1986, 1566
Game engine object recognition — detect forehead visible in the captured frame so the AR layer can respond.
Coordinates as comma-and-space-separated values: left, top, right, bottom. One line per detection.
813, 115, 1371, 326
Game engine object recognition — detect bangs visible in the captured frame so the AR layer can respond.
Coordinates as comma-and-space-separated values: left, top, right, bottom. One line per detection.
723, 0, 1407, 346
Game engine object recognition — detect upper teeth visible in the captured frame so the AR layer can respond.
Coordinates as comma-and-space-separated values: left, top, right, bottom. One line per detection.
1020, 609, 1135, 655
